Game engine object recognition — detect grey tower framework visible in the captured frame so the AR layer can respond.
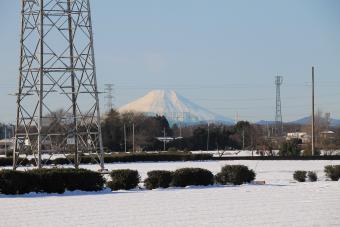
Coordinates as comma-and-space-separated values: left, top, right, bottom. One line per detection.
104, 84, 114, 112
274, 75, 283, 136
13, 0, 104, 170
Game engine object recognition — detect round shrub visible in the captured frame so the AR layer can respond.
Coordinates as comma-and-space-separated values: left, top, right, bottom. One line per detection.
108, 169, 140, 191
60, 169, 105, 191
293, 170, 307, 182
215, 165, 255, 185
171, 168, 214, 187
307, 171, 317, 182
324, 165, 340, 181
144, 170, 173, 190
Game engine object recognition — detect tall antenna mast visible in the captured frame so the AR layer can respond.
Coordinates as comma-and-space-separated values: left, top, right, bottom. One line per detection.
311, 67, 315, 156
275, 75, 283, 136
104, 84, 114, 112
14, 0, 104, 170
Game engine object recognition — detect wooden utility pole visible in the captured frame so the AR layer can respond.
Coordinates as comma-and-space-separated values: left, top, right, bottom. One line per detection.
312, 66, 315, 156
124, 124, 127, 152
206, 122, 210, 151
132, 123, 135, 152
4, 125, 7, 157
163, 128, 166, 151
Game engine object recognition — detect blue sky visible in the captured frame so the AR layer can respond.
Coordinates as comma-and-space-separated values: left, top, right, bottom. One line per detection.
0, 0, 340, 123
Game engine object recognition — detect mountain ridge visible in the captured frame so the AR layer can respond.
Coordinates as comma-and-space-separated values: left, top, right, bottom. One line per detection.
257, 116, 340, 126
118, 89, 234, 125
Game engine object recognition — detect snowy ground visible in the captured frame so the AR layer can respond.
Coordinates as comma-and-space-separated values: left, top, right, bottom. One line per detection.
1, 160, 340, 227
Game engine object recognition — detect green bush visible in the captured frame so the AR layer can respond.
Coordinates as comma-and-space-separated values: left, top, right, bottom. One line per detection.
167, 147, 177, 152
0, 157, 30, 167
0, 170, 35, 194
293, 170, 307, 182
324, 165, 340, 181
0, 157, 13, 166
215, 165, 255, 185
30, 169, 65, 193
107, 169, 140, 191
279, 139, 302, 157
62, 168, 105, 191
0, 169, 105, 195
171, 168, 214, 187
52, 158, 72, 165
144, 170, 173, 190
307, 171, 317, 182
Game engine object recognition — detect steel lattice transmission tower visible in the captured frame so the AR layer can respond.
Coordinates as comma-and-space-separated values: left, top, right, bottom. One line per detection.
274, 75, 283, 136
13, 0, 104, 170
104, 84, 114, 112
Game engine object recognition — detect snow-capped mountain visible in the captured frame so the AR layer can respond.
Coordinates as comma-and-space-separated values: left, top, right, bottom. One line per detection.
118, 90, 234, 125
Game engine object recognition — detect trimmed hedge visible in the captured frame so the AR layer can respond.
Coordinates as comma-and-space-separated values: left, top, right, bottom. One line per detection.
213, 156, 340, 161
144, 170, 173, 190
0, 170, 35, 194
0, 153, 213, 167
103, 153, 212, 163
324, 165, 340, 181
307, 171, 317, 182
293, 170, 307, 182
107, 169, 140, 191
215, 165, 255, 185
0, 157, 30, 167
0, 169, 105, 195
171, 168, 214, 187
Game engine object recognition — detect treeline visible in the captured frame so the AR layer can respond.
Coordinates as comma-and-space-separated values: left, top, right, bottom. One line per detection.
101, 109, 267, 152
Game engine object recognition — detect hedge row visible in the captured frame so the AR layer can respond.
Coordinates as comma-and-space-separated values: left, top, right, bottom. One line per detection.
3, 154, 340, 167
0, 169, 105, 195
0, 153, 213, 167
3, 165, 337, 194
214, 156, 340, 161
109, 165, 256, 191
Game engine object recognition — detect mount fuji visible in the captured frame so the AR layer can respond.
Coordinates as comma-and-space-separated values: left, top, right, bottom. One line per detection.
118, 90, 234, 125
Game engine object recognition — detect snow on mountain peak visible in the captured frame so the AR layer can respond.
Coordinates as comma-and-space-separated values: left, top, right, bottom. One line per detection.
118, 89, 234, 124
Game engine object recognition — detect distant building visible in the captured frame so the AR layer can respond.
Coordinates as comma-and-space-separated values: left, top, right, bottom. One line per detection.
0, 138, 14, 155
286, 132, 311, 144
155, 137, 175, 143
320, 130, 336, 139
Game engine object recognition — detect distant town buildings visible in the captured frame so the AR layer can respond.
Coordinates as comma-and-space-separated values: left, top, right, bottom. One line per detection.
0, 138, 14, 155
286, 132, 311, 143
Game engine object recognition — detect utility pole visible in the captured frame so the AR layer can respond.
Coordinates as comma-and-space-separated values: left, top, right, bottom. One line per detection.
163, 127, 166, 152
206, 122, 210, 151
4, 125, 7, 157
179, 123, 182, 138
124, 124, 127, 152
275, 75, 283, 136
242, 129, 245, 150
312, 66, 315, 156
132, 123, 135, 152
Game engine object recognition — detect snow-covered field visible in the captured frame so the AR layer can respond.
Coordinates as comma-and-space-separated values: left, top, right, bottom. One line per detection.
1, 160, 340, 227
